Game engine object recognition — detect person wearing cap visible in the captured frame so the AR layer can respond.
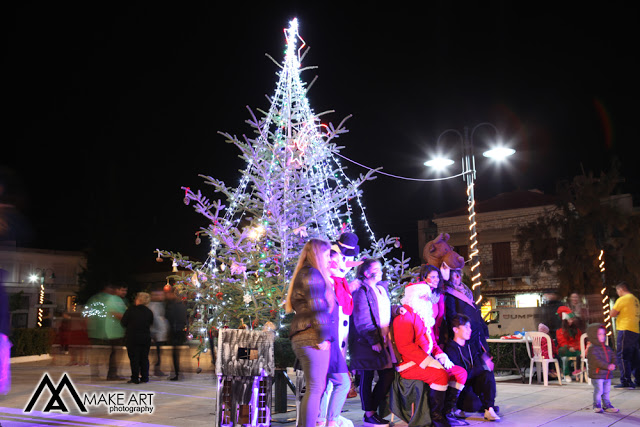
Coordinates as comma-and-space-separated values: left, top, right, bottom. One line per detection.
392, 278, 468, 427
555, 306, 582, 380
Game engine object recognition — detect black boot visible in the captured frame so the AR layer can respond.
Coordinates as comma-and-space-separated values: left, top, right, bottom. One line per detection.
443, 388, 468, 426
428, 388, 450, 427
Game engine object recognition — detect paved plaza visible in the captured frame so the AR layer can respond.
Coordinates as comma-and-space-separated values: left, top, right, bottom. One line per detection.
0, 358, 638, 427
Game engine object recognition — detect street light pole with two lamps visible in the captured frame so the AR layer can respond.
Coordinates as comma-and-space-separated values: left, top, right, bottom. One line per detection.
424, 123, 515, 306
29, 268, 55, 327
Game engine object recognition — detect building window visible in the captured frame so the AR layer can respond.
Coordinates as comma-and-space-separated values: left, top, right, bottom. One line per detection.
492, 242, 512, 277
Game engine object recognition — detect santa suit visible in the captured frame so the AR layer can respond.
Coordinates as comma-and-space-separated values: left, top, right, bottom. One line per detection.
394, 305, 467, 391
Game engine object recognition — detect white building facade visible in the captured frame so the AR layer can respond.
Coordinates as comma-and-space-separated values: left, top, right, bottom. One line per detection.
0, 246, 86, 328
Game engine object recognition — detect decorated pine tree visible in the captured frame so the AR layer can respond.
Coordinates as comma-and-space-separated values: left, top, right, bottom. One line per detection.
159, 19, 410, 353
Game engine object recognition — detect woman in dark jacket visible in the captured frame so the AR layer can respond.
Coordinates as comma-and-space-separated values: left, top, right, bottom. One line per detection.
121, 292, 154, 384
444, 268, 490, 357
349, 258, 403, 427
285, 238, 334, 427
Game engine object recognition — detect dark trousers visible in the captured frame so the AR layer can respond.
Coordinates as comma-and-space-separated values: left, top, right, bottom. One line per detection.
359, 368, 395, 412
107, 338, 123, 378
170, 331, 185, 376
90, 338, 122, 379
616, 330, 640, 385
127, 342, 150, 381
458, 370, 496, 412
154, 340, 166, 367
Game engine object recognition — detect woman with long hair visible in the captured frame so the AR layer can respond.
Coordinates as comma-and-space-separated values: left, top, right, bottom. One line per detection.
285, 238, 335, 427
349, 258, 403, 426
418, 264, 446, 343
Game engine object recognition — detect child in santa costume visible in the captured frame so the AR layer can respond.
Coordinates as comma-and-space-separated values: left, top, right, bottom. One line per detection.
392, 280, 468, 427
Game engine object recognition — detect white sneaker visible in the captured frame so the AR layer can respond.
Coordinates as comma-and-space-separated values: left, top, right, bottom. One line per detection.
484, 407, 500, 421
564, 376, 572, 383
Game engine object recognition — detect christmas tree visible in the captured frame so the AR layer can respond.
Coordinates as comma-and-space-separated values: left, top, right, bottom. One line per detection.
159, 19, 410, 353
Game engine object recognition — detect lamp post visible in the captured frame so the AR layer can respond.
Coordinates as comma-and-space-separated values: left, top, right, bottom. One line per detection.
425, 123, 515, 305
29, 268, 55, 327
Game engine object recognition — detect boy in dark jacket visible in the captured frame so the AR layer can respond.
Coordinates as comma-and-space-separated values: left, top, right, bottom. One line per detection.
445, 314, 499, 422
586, 323, 619, 413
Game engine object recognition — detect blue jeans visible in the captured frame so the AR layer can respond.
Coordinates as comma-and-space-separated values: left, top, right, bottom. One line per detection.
292, 341, 331, 427
318, 372, 351, 422
616, 330, 640, 385
592, 379, 612, 408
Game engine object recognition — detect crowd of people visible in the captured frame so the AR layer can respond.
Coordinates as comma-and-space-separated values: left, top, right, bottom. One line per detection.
61, 282, 189, 384
285, 234, 500, 427
286, 233, 640, 427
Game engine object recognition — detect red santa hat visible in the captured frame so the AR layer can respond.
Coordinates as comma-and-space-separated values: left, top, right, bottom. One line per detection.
402, 281, 432, 302
556, 306, 575, 320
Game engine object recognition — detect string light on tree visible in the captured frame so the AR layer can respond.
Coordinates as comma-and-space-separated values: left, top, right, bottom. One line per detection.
157, 18, 406, 354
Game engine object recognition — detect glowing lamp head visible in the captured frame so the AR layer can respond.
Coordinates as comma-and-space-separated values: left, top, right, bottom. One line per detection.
482, 147, 515, 160
29, 273, 40, 283
424, 157, 455, 171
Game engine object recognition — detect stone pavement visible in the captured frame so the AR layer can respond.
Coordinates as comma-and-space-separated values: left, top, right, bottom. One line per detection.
0, 360, 638, 426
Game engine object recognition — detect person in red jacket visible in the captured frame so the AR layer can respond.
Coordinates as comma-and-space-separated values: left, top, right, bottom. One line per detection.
392, 281, 468, 427
555, 306, 582, 380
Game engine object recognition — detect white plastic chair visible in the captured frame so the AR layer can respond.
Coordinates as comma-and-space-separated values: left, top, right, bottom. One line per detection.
580, 332, 589, 384
525, 332, 563, 386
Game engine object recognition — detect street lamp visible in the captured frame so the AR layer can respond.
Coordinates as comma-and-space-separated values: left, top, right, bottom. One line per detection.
424, 123, 515, 305
29, 268, 55, 327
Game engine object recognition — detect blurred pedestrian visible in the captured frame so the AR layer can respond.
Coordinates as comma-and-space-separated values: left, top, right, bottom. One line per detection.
0, 268, 11, 395
149, 289, 169, 376
121, 292, 154, 384
84, 283, 126, 380
60, 312, 89, 365
567, 292, 588, 331
165, 286, 187, 381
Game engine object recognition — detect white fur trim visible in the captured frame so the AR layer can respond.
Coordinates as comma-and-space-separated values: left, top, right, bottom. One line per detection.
419, 356, 434, 369
431, 383, 448, 392
401, 284, 436, 335
396, 361, 416, 372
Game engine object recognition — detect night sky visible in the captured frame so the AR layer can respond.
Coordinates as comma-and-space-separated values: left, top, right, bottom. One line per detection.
4, 2, 638, 270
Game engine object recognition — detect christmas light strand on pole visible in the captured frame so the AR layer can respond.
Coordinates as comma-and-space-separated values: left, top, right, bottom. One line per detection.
461, 126, 482, 305
599, 249, 612, 336
424, 123, 512, 306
